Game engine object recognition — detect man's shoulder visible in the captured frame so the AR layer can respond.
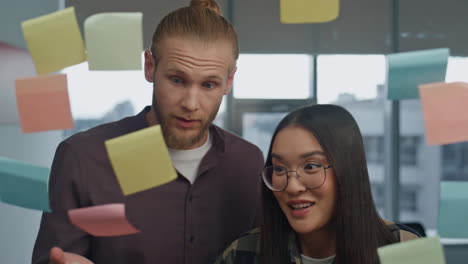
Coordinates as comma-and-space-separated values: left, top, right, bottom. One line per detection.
64, 114, 143, 148
213, 126, 263, 155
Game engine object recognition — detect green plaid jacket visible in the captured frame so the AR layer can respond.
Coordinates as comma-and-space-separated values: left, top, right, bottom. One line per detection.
213, 223, 420, 264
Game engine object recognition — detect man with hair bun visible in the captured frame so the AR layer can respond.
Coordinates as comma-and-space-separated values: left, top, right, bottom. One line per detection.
32, 1, 263, 263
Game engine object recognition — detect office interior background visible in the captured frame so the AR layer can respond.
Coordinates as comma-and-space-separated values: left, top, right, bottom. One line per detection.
1, 0, 468, 263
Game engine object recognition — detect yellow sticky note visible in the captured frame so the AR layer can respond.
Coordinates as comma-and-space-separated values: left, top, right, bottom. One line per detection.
280, 0, 339, 24
21, 7, 86, 75
105, 125, 177, 195
84, 12, 143, 71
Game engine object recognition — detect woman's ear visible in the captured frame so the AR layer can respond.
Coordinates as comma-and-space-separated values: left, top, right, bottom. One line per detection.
144, 49, 155, 82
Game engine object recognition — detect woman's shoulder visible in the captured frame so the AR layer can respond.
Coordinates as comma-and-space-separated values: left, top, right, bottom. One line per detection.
214, 227, 261, 264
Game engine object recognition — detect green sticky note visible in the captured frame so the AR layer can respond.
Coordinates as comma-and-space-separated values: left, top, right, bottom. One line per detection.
21, 7, 86, 75
387, 48, 449, 100
84, 12, 143, 71
0, 156, 51, 212
105, 125, 177, 196
378, 237, 446, 264
438, 181, 468, 238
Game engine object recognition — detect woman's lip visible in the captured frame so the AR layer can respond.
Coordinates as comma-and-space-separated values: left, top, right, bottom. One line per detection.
286, 200, 316, 217
287, 200, 315, 206
289, 204, 314, 217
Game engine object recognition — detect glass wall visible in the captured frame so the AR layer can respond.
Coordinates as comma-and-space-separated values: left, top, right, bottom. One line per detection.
62, 54, 228, 137
232, 54, 315, 155
235, 54, 313, 99
64, 52, 468, 234
316, 54, 392, 217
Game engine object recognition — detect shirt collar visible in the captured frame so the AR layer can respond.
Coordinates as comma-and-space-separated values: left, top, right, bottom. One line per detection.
137, 106, 226, 176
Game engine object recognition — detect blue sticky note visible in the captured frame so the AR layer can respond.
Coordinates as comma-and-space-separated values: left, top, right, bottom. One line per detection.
438, 181, 468, 238
0, 157, 51, 212
387, 48, 449, 100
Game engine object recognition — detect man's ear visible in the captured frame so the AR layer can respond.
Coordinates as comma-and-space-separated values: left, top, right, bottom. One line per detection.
144, 49, 155, 83
224, 66, 237, 95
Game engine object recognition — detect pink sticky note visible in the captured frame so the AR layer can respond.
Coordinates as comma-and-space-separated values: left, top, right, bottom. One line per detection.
15, 74, 74, 133
419, 82, 468, 145
68, 203, 140, 237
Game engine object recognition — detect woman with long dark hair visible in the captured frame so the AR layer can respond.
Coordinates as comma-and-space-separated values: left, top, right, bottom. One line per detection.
215, 104, 419, 264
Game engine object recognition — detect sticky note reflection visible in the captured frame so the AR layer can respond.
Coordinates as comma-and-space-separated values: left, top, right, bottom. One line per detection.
378, 237, 446, 264
105, 125, 177, 195
0, 156, 51, 212
68, 203, 140, 236
85, 12, 143, 71
16, 74, 74, 133
438, 181, 468, 239
280, 0, 339, 24
387, 48, 449, 100
21, 7, 86, 75
419, 82, 468, 145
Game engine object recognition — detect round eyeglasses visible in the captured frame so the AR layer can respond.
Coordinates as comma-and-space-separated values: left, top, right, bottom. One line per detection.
262, 162, 332, 192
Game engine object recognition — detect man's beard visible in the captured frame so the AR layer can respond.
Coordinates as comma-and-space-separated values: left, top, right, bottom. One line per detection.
152, 93, 220, 149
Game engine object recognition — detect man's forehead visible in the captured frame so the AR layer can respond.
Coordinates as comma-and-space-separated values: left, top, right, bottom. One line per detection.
157, 40, 233, 72
161, 35, 231, 47
159, 36, 235, 65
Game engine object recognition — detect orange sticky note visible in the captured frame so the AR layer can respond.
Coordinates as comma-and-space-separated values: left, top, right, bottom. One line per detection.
68, 203, 140, 237
16, 74, 74, 133
419, 82, 468, 145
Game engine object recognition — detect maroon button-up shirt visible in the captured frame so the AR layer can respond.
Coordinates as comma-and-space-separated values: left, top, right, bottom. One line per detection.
32, 107, 264, 264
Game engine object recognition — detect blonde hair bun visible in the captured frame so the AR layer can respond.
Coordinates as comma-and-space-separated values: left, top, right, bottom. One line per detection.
190, 0, 221, 15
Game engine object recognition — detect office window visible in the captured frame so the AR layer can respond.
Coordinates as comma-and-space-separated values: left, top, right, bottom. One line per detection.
400, 187, 419, 212
399, 56, 468, 229
317, 55, 386, 103
372, 184, 418, 213
363, 135, 420, 166
317, 54, 386, 215
234, 54, 313, 99
242, 112, 287, 158
440, 57, 468, 181
442, 142, 468, 181
400, 136, 421, 166
61, 56, 150, 138
363, 136, 384, 164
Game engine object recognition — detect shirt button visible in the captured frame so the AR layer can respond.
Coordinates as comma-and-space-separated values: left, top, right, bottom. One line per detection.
189, 235, 195, 243
188, 195, 193, 202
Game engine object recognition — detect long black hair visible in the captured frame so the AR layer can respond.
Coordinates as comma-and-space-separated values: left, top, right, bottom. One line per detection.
260, 104, 396, 264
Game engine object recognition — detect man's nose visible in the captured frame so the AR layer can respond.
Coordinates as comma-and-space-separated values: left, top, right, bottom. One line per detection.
181, 86, 200, 112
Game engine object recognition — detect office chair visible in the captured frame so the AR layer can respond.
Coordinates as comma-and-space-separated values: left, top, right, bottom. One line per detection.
399, 222, 426, 237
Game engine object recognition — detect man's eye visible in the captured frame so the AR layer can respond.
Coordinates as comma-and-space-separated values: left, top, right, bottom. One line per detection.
171, 77, 184, 84
202, 82, 216, 89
